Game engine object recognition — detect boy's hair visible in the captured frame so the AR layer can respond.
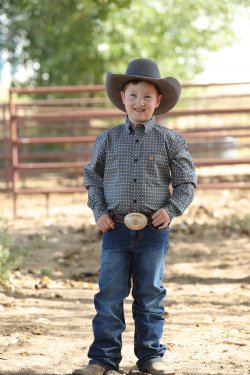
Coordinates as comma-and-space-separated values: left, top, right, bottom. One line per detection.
122, 79, 161, 95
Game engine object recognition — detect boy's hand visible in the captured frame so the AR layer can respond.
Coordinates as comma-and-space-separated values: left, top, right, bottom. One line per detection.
97, 213, 115, 232
152, 208, 170, 229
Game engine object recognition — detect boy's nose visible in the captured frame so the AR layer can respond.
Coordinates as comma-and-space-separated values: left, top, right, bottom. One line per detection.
136, 96, 144, 105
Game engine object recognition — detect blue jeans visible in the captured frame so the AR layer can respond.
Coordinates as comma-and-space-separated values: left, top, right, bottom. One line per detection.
88, 223, 169, 371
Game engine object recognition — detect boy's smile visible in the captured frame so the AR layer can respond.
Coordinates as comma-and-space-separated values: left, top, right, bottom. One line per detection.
120, 81, 162, 125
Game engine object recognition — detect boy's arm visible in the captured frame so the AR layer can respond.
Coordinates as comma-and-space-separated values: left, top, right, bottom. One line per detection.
165, 133, 196, 221
84, 133, 108, 222
165, 182, 195, 221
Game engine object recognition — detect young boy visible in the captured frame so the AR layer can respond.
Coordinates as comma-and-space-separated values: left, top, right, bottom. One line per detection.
73, 58, 196, 375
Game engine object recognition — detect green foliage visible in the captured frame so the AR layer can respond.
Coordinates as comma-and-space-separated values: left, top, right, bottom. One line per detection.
1, 0, 250, 85
40, 267, 52, 276
228, 214, 250, 236
0, 218, 43, 286
0, 218, 12, 286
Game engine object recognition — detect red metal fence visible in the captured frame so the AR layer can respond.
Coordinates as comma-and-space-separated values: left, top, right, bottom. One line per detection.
0, 103, 11, 190
0, 82, 249, 216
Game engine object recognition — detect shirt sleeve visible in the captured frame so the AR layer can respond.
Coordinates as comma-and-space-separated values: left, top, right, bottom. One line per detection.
164, 132, 196, 220
83, 132, 108, 221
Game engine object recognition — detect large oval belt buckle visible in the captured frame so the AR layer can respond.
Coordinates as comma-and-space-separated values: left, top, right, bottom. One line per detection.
124, 213, 148, 230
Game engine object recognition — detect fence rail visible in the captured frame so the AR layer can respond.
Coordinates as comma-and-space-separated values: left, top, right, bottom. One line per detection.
0, 82, 249, 216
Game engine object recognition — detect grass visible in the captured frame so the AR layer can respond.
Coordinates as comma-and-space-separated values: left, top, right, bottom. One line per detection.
227, 214, 250, 235
0, 218, 43, 287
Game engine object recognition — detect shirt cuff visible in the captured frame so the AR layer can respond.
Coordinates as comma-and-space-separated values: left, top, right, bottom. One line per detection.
164, 206, 175, 222
87, 190, 107, 222
164, 183, 195, 221
92, 206, 108, 222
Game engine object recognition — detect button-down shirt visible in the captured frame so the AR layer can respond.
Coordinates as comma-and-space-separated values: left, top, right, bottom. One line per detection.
84, 116, 196, 222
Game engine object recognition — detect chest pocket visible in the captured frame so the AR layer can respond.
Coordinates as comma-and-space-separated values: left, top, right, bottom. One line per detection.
146, 151, 169, 180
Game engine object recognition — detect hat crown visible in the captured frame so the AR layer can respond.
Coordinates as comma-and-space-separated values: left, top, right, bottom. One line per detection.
125, 58, 161, 79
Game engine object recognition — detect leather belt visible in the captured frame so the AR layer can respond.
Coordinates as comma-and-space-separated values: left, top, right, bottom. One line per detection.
113, 213, 152, 230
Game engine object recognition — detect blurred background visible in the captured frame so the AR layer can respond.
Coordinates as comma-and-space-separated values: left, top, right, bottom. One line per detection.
0, 0, 250, 218
0, 2, 250, 374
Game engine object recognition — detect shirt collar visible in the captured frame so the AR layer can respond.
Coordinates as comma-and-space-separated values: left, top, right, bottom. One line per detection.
124, 116, 156, 134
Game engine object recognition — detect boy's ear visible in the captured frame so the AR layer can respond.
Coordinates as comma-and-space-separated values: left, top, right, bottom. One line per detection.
155, 94, 162, 108
120, 91, 125, 104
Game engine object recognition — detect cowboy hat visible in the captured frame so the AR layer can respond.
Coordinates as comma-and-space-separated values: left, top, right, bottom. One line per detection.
106, 58, 181, 115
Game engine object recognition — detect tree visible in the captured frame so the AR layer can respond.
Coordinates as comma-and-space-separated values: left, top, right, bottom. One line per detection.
0, 0, 249, 86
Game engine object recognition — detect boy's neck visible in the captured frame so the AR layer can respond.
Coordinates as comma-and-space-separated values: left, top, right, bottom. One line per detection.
129, 118, 146, 127
127, 116, 155, 131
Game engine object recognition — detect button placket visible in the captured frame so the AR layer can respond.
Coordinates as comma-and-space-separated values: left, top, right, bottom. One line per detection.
131, 131, 142, 208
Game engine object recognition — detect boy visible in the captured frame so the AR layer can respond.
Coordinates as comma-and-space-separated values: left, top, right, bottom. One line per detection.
73, 58, 196, 375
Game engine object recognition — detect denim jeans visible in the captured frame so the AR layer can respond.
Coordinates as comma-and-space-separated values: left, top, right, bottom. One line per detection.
88, 223, 169, 371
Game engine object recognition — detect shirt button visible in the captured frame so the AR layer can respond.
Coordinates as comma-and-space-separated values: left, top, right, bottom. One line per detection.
134, 158, 138, 162
133, 199, 137, 203
134, 178, 137, 182
135, 139, 139, 143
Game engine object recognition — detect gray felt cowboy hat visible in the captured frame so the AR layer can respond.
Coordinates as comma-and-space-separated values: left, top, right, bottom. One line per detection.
106, 58, 181, 115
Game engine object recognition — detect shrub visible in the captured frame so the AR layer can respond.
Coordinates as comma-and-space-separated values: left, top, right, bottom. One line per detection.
0, 218, 42, 286
0, 218, 13, 286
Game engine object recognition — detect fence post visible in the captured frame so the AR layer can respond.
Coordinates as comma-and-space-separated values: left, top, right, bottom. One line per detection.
9, 89, 19, 218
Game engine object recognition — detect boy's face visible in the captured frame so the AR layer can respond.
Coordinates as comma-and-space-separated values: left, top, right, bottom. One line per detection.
120, 81, 162, 125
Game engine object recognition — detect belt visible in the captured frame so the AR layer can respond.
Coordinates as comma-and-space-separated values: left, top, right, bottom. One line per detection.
113, 213, 152, 230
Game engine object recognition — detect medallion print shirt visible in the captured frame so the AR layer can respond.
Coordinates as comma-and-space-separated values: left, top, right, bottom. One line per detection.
84, 116, 196, 222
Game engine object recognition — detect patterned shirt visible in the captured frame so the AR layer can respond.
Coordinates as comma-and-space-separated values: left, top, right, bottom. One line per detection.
84, 116, 196, 222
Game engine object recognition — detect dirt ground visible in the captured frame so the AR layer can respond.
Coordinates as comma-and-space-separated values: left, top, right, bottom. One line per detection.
0, 189, 250, 375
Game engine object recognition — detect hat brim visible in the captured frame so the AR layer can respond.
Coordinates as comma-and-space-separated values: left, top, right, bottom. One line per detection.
106, 72, 181, 115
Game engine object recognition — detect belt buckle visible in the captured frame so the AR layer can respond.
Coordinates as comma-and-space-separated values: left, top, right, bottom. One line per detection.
124, 213, 147, 230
